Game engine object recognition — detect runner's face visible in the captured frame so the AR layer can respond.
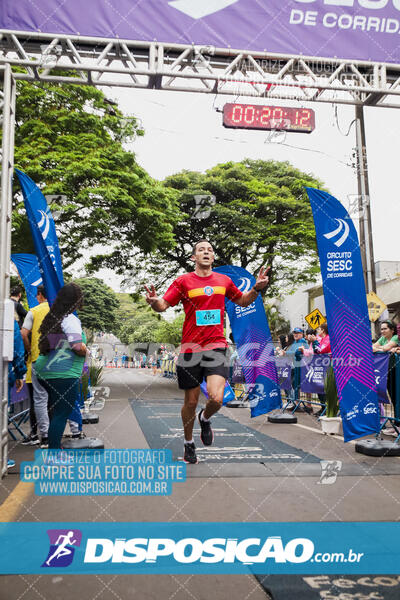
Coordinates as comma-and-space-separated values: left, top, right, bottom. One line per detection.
192, 242, 215, 266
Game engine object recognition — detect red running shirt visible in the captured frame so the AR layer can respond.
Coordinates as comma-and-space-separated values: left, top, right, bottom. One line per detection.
163, 271, 242, 353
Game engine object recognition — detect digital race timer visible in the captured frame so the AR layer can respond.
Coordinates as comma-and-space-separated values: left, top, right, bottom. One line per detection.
223, 103, 315, 133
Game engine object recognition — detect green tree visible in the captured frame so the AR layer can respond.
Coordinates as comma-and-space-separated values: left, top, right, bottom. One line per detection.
124, 159, 325, 296
11, 76, 179, 268
115, 292, 141, 323
75, 277, 120, 340
154, 313, 185, 346
117, 297, 162, 345
264, 303, 290, 339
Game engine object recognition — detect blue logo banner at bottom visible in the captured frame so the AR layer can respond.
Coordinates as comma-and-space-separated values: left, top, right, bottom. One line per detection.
0, 522, 399, 574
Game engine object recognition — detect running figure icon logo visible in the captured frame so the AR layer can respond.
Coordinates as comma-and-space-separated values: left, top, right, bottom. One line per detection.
42, 529, 82, 568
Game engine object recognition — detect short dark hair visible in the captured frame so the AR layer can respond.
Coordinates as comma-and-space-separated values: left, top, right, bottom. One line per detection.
36, 285, 47, 298
319, 322, 329, 335
191, 239, 212, 256
306, 328, 316, 336
10, 286, 22, 296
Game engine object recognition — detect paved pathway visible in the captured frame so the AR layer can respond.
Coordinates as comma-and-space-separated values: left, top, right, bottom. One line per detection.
1, 368, 399, 600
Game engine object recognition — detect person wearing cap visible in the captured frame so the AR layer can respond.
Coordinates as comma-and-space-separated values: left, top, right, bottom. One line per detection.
281, 328, 308, 357
279, 328, 307, 410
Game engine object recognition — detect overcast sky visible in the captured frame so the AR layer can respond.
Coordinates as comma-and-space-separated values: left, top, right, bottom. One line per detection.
93, 86, 400, 290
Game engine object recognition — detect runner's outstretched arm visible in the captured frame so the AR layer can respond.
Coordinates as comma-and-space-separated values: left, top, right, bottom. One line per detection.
234, 266, 271, 307
145, 285, 170, 313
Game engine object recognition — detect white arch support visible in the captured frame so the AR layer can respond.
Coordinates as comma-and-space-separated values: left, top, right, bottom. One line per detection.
0, 63, 16, 477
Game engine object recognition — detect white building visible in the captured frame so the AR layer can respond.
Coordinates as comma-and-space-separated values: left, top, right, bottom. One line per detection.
277, 261, 400, 331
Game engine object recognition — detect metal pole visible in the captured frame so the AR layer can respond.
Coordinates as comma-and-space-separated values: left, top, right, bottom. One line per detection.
355, 104, 377, 338
0, 64, 16, 477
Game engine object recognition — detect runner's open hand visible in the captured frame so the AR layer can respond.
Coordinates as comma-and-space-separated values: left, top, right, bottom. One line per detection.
254, 266, 271, 291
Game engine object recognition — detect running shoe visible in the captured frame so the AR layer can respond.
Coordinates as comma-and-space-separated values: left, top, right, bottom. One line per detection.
198, 409, 213, 446
183, 442, 198, 464
7, 459, 16, 469
21, 433, 40, 446
40, 437, 49, 449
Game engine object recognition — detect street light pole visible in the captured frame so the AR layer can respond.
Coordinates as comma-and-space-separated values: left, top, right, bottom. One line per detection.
355, 105, 377, 338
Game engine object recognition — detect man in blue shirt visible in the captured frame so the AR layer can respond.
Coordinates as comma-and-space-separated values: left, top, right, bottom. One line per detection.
284, 327, 308, 359
281, 327, 308, 410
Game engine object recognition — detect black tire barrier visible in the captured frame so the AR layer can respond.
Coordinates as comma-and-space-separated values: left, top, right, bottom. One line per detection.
62, 437, 105, 449
81, 412, 99, 424
355, 439, 400, 457
268, 413, 298, 424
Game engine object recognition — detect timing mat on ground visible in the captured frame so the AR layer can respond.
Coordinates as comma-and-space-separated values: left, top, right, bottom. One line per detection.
129, 399, 320, 464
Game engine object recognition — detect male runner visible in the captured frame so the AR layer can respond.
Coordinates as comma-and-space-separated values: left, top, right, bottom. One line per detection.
145, 239, 270, 464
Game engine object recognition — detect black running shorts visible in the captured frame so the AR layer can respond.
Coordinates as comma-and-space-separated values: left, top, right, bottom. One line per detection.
176, 348, 229, 390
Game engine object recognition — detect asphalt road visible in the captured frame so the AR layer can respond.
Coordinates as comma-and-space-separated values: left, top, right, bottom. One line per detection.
1, 368, 400, 600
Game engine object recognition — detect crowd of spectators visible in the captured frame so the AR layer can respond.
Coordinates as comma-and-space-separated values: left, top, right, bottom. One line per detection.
7, 284, 87, 467
7, 281, 400, 468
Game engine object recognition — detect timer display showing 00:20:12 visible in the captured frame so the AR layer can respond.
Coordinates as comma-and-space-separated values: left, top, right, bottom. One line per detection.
223, 103, 315, 133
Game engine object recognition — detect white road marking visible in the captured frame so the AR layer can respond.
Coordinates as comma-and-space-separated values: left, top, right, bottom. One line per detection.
293, 422, 356, 444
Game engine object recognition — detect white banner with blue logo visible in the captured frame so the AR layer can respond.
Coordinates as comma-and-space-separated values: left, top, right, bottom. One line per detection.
306, 188, 379, 441
16, 169, 64, 305
0, 521, 399, 574
300, 355, 330, 395
11, 253, 43, 308
214, 265, 281, 417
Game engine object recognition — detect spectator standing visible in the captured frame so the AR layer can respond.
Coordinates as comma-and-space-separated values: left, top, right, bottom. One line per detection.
20, 286, 50, 447
278, 328, 307, 408
276, 333, 294, 357
316, 323, 331, 354
298, 328, 319, 414
35, 283, 87, 449
372, 321, 398, 352
8, 316, 27, 467
372, 321, 399, 436
10, 286, 28, 329
314, 323, 331, 416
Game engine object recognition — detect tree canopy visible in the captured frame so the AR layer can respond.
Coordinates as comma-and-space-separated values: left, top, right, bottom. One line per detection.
116, 296, 162, 345
75, 277, 120, 336
123, 159, 326, 296
154, 314, 185, 347
11, 77, 179, 269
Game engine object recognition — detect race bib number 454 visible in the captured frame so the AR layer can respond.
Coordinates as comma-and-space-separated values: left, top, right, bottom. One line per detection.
196, 309, 221, 326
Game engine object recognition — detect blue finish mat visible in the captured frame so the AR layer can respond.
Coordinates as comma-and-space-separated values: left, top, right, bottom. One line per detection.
129, 399, 320, 464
